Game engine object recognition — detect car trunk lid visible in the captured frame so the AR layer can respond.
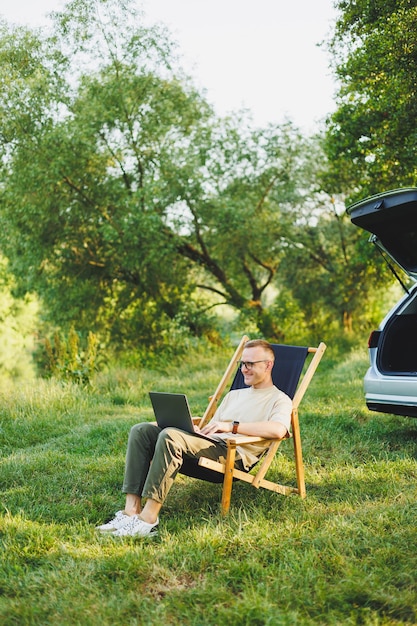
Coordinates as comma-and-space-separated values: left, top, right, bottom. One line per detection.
347, 187, 417, 281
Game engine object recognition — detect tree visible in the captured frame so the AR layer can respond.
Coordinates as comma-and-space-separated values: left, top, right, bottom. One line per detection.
161, 116, 315, 338
324, 0, 417, 201
278, 193, 392, 335
0, 0, 317, 345
314, 0, 416, 335
4, 0, 387, 347
0, 0, 213, 347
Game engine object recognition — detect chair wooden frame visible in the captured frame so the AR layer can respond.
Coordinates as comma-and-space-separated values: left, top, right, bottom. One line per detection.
195, 336, 326, 515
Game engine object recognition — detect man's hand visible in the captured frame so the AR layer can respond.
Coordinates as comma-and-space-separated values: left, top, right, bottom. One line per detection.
199, 421, 232, 436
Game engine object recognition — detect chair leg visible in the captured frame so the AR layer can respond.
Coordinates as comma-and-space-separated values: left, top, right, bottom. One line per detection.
221, 441, 237, 515
291, 408, 306, 498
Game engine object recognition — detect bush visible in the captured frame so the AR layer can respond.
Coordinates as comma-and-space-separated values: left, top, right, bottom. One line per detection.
42, 326, 102, 385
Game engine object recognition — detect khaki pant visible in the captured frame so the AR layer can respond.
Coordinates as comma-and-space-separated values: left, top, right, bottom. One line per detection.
122, 422, 243, 504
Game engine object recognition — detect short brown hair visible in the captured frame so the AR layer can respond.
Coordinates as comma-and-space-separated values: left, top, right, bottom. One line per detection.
244, 339, 275, 362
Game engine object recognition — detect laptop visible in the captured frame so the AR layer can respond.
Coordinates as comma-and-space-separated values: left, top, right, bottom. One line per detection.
149, 391, 220, 442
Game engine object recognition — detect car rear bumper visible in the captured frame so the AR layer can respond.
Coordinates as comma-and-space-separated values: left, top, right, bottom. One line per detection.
366, 401, 417, 417
364, 366, 417, 416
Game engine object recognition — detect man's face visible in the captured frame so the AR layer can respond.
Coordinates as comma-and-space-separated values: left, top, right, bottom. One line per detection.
240, 347, 273, 388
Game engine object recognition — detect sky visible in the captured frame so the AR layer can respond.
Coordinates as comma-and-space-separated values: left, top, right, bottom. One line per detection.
0, 0, 338, 132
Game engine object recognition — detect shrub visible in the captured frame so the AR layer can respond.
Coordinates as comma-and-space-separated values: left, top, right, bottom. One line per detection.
42, 326, 101, 384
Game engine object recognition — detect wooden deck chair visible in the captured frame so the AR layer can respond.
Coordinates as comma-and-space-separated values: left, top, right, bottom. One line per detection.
181, 336, 326, 514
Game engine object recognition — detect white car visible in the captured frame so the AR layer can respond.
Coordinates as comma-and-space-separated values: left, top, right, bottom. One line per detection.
348, 187, 417, 417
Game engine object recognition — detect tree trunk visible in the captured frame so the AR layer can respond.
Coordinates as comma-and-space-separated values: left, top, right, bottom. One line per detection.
343, 310, 353, 333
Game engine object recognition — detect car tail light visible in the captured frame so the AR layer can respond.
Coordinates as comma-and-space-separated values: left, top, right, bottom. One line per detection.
368, 330, 381, 348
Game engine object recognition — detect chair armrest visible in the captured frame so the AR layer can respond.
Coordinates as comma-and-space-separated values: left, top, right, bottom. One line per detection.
225, 435, 269, 446
225, 434, 289, 445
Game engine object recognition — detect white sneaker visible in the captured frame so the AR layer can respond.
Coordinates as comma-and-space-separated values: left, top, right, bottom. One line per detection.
96, 510, 131, 532
113, 515, 159, 538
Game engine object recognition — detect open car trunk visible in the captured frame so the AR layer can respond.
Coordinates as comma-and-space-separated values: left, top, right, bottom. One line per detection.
349, 188, 417, 378
375, 290, 417, 375
349, 188, 417, 410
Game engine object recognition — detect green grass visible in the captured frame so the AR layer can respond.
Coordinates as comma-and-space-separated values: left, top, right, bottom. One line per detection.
1, 345, 417, 625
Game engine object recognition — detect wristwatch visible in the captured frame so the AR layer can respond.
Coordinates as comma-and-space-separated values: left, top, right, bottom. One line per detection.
232, 421, 240, 434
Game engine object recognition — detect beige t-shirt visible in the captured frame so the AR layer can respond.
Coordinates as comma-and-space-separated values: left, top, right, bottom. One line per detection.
211, 385, 293, 469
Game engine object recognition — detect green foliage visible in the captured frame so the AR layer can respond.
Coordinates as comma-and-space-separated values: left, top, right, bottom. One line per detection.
168, 116, 317, 339
314, 0, 417, 341
0, 0, 213, 344
278, 194, 396, 335
0, 257, 39, 383
0, 0, 406, 349
325, 0, 417, 200
1, 344, 417, 624
42, 326, 101, 384
0, 0, 348, 347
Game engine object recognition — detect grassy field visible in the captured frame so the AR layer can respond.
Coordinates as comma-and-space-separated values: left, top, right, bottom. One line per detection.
1, 343, 417, 625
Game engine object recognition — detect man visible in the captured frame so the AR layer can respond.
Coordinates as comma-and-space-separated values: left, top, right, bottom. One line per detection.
97, 339, 292, 537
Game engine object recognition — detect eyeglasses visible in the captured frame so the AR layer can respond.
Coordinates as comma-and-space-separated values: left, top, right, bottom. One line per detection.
238, 360, 270, 370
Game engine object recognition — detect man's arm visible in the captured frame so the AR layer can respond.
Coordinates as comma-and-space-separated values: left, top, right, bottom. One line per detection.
200, 419, 287, 439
